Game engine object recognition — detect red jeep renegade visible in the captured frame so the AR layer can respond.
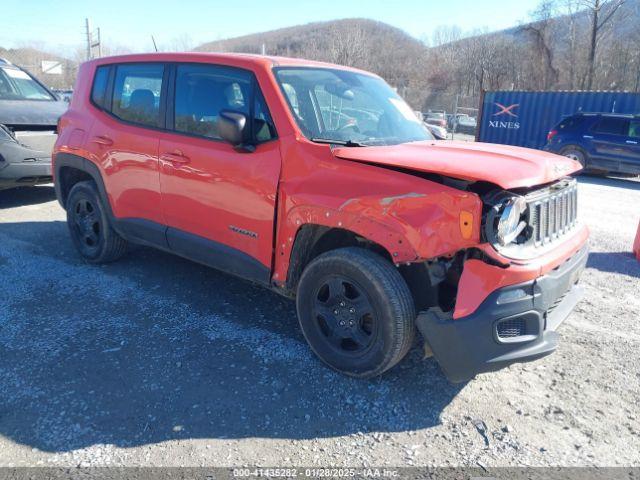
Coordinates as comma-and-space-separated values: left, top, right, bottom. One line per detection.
53, 53, 589, 381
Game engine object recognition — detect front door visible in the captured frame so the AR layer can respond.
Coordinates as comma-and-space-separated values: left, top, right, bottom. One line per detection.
158, 63, 280, 283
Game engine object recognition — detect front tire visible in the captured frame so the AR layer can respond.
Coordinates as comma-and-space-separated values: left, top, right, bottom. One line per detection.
66, 180, 128, 263
296, 247, 416, 378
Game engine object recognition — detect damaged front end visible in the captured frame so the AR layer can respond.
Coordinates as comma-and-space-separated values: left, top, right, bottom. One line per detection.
416, 242, 587, 383
0, 123, 58, 189
411, 178, 589, 383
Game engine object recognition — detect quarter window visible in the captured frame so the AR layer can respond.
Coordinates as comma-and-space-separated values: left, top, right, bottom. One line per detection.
91, 66, 110, 109
112, 64, 164, 128
557, 116, 583, 131
629, 120, 640, 139
254, 89, 276, 142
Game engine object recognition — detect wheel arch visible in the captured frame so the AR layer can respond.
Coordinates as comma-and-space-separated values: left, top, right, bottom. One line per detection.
283, 224, 393, 295
282, 223, 436, 313
54, 153, 112, 215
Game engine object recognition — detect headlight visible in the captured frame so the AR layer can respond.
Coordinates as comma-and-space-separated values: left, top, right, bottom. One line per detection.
485, 195, 528, 247
497, 196, 527, 245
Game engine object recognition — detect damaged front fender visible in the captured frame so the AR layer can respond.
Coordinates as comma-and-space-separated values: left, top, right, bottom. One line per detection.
273, 177, 483, 286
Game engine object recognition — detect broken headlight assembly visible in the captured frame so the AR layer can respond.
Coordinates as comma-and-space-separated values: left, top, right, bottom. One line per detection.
484, 193, 528, 248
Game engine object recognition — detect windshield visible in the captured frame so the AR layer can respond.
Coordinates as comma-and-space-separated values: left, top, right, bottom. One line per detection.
274, 67, 432, 146
0, 67, 55, 101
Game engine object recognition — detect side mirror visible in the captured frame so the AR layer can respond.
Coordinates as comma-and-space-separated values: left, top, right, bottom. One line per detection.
218, 110, 248, 147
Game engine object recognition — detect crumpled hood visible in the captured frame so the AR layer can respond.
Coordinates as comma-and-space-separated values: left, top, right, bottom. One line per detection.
0, 99, 67, 127
332, 140, 582, 189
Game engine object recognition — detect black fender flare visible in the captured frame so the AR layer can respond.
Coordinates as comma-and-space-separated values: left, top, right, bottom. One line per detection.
54, 152, 113, 217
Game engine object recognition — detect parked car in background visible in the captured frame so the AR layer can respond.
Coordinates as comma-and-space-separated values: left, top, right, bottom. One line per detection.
425, 122, 447, 140
54, 53, 588, 382
478, 90, 640, 150
0, 58, 68, 190
415, 111, 445, 139
423, 110, 447, 130
53, 89, 73, 103
450, 114, 477, 135
447, 113, 461, 130
545, 113, 640, 175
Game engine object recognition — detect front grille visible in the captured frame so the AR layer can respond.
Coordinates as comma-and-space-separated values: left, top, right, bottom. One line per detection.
527, 179, 578, 247
496, 318, 527, 338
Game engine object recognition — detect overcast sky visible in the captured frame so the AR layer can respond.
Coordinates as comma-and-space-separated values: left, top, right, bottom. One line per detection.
2, 0, 541, 57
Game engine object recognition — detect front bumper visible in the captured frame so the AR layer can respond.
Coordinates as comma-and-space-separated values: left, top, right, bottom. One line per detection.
416, 243, 588, 383
0, 157, 52, 189
0, 131, 55, 189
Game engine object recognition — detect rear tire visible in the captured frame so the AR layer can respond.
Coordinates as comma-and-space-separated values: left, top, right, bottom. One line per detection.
560, 146, 588, 169
296, 247, 416, 378
66, 180, 128, 263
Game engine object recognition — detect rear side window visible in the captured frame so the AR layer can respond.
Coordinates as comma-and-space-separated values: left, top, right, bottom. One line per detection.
592, 117, 629, 136
112, 63, 164, 128
174, 64, 252, 140
91, 66, 110, 109
629, 120, 640, 139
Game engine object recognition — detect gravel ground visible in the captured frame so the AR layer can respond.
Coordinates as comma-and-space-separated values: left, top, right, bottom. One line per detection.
0, 176, 639, 468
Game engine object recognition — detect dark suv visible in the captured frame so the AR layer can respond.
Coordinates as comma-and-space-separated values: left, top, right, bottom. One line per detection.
545, 113, 640, 175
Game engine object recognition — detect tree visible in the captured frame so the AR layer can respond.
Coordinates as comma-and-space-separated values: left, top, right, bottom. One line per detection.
580, 0, 626, 89
519, 0, 560, 89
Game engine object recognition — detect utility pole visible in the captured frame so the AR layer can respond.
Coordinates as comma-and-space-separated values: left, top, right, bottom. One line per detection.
85, 18, 102, 60
85, 18, 92, 61
451, 94, 459, 139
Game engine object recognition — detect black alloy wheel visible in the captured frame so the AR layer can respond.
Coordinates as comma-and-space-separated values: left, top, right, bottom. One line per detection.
71, 197, 102, 256
312, 275, 378, 355
66, 180, 128, 263
296, 247, 415, 378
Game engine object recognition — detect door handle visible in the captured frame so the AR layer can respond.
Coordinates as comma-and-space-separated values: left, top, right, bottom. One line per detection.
91, 135, 113, 146
160, 152, 191, 165
627, 140, 638, 145
583, 135, 594, 139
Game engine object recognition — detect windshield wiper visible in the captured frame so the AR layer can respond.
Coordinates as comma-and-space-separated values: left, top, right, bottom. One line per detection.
310, 138, 366, 147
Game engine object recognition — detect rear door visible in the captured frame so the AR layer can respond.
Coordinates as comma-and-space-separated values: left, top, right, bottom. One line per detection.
158, 63, 280, 283
589, 116, 630, 172
87, 63, 166, 239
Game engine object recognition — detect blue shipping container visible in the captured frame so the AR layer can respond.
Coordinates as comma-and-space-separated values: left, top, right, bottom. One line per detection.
477, 91, 640, 150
